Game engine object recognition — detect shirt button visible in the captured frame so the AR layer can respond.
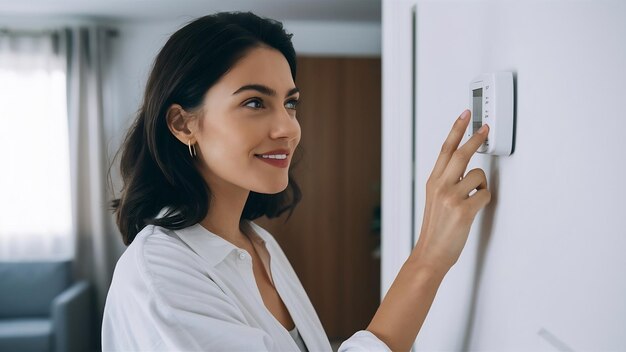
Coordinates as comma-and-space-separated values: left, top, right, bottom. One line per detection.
238, 251, 247, 260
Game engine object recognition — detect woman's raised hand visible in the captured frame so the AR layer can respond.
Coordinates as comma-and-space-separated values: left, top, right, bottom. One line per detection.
411, 109, 492, 273
366, 110, 492, 352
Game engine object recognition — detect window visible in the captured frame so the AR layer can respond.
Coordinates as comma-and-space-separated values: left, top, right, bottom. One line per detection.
0, 32, 73, 259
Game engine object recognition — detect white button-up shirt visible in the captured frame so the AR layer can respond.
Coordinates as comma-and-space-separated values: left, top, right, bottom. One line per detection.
102, 219, 391, 351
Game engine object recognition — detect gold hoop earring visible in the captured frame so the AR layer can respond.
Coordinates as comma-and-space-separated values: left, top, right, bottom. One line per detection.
187, 140, 197, 158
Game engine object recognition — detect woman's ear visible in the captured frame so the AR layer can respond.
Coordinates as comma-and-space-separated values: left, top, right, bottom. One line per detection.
166, 104, 197, 144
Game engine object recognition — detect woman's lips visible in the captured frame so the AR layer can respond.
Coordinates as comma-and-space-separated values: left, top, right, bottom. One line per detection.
254, 149, 289, 168
254, 148, 290, 168
255, 155, 289, 168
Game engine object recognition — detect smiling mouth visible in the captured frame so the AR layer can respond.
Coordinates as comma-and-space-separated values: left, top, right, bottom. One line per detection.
254, 154, 290, 168
254, 154, 288, 160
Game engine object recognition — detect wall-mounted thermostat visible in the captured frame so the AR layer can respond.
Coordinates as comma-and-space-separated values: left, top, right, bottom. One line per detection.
467, 72, 514, 156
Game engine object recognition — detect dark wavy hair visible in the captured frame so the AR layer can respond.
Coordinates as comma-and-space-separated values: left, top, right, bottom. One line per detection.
108, 11, 302, 245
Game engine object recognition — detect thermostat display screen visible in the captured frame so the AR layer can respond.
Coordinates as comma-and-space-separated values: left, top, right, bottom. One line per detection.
467, 72, 514, 155
472, 88, 483, 134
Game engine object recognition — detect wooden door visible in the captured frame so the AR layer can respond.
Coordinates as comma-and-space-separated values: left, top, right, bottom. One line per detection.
255, 56, 381, 340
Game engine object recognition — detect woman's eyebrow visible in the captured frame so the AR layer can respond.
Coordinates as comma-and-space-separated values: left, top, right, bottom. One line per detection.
232, 84, 299, 98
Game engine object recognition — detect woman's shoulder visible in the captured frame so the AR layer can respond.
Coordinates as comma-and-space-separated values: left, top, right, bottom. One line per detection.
103, 224, 250, 347
134, 223, 191, 253
128, 224, 196, 263
111, 224, 207, 293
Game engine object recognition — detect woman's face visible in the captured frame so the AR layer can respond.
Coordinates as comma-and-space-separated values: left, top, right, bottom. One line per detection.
192, 46, 301, 195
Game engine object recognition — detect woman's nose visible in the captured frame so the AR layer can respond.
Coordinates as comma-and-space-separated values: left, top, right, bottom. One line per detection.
270, 109, 300, 140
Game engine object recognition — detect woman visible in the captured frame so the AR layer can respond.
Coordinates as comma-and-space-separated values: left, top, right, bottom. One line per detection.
102, 11, 491, 352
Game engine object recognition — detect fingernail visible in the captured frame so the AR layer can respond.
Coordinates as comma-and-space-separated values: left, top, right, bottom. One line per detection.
478, 124, 488, 133
460, 110, 469, 120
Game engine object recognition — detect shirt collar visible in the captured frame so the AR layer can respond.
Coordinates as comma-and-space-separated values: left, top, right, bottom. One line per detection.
173, 219, 269, 267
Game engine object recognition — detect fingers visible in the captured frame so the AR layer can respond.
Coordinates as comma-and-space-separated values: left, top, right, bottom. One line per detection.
466, 188, 492, 212
430, 110, 472, 179
455, 168, 487, 198
442, 124, 489, 184
463, 168, 491, 213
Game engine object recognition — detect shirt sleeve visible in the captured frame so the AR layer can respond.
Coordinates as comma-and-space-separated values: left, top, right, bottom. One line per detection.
338, 330, 392, 351
102, 229, 275, 351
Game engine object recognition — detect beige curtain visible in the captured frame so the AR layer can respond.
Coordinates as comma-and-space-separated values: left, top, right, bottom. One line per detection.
64, 26, 122, 350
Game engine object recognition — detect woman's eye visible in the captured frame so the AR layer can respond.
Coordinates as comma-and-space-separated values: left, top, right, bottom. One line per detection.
286, 99, 299, 110
243, 98, 299, 110
244, 99, 264, 109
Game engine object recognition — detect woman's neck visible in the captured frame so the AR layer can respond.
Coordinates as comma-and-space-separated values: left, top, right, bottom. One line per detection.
198, 167, 251, 245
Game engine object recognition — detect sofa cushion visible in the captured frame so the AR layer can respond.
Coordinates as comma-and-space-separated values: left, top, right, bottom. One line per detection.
0, 318, 52, 352
0, 261, 71, 317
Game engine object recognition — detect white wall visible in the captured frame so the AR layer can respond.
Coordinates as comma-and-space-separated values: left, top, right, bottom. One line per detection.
380, 0, 418, 301
383, 0, 626, 351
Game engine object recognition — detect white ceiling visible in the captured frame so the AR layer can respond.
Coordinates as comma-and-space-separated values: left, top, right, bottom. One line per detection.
0, 0, 381, 22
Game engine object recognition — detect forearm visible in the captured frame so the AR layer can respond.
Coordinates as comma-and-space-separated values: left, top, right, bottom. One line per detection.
366, 251, 448, 352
